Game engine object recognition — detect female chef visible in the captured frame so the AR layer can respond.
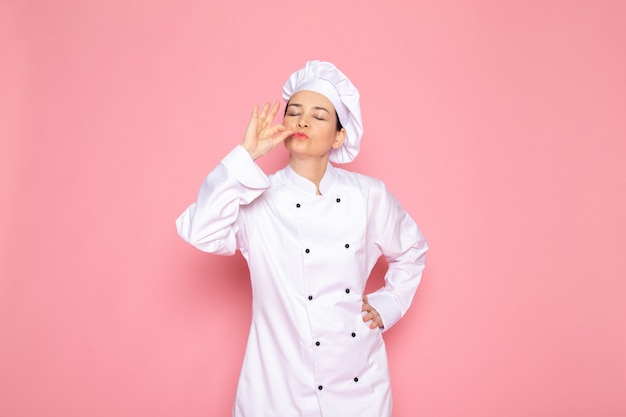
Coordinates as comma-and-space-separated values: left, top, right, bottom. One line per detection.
176, 60, 428, 417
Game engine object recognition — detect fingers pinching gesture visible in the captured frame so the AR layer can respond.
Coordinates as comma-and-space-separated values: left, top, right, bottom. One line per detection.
241, 101, 293, 161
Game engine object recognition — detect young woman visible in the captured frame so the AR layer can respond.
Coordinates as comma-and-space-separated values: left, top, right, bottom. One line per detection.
176, 60, 428, 417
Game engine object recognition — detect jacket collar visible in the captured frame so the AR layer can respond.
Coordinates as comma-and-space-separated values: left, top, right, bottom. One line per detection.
284, 162, 337, 196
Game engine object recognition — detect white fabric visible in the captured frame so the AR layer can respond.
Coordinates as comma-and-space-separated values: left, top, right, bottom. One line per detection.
176, 146, 428, 417
282, 60, 363, 164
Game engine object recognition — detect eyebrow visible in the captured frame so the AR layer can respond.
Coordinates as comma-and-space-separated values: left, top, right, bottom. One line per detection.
286, 103, 331, 114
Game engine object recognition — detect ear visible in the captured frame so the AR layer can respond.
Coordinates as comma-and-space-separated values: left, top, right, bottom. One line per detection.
332, 128, 346, 149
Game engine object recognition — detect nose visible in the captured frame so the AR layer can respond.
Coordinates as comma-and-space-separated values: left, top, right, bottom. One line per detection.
297, 117, 309, 128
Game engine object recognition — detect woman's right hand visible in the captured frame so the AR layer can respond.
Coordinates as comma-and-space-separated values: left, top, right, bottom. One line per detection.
241, 101, 293, 161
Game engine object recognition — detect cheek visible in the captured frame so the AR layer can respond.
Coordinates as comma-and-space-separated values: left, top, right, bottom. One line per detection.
282, 117, 294, 128
283, 137, 295, 151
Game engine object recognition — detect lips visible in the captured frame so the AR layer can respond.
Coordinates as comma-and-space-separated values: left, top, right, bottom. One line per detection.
293, 132, 308, 139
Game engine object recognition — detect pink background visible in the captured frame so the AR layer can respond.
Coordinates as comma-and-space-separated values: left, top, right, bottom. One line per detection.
2, 1, 625, 416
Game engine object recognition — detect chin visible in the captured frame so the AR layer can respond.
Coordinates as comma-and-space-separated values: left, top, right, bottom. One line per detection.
284, 139, 305, 153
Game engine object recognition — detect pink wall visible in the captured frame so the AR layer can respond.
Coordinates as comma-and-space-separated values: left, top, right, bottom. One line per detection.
2, 1, 625, 416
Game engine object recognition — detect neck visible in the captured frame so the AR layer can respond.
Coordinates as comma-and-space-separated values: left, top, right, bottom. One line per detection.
288, 155, 330, 195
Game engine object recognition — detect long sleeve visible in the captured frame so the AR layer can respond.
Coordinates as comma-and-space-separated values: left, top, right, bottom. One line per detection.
175, 145, 270, 255
365, 181, 428, 331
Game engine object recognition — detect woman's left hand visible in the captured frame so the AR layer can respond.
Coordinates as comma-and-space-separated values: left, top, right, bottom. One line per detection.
361, 295, 384, 329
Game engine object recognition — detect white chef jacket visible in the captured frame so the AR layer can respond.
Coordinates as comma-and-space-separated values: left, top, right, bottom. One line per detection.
176, 145, 428, 417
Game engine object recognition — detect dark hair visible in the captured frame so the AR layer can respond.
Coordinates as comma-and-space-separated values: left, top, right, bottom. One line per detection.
284, 101, 344, 131
335, 113, 344, 131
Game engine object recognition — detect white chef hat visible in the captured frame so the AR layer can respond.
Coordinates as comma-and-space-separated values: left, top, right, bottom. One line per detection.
282, 60, 363, 164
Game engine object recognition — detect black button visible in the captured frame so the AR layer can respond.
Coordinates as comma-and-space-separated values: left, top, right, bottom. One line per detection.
305, 248, 310, 254
354, 377, 359, 382
344, 243, 350, 249
308, 295, 313, 300
336, 198, 341, 203
318, 385, 323, 390
345, 289, 350, 294
296, 203, 301, 208
315, 341, 320, 346
351, 332, 356, 337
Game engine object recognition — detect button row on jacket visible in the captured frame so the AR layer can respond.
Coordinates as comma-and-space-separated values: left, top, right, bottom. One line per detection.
312, 332, 357, 347
316, 377, 359, 392
311, 332, 360, 348
307, 289, 353, 301
295, 198, 342, 209
304, 243, 350, 254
